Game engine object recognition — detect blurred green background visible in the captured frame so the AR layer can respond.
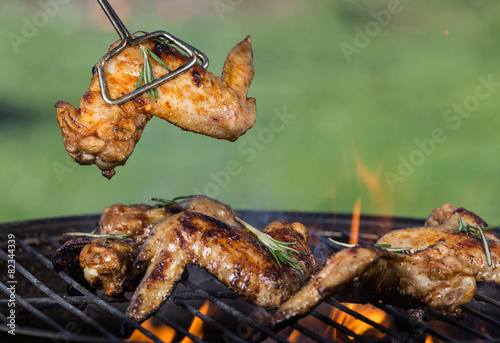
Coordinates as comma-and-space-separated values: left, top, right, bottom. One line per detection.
1, 0, 500, 224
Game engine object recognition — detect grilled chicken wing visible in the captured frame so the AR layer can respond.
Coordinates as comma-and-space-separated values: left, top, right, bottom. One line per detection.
52, 237, 145, 296
425, 203, 499, 242
80, 238, 146, 296
56, 36, 256, 178
271, 204, 500, 326
99, 204, 172, 243
99, 195, 240, 243
52, 236, 96, 289
126, 212, 320, 323
165, 195, 242, 228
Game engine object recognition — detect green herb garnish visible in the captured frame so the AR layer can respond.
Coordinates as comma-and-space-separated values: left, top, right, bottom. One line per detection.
235, 217, 308, 272
455, 213, 496, 267
65, 232, 134, 240
329, 238, 412, 252
149, 195, 193, 207
135, 44, 171, 101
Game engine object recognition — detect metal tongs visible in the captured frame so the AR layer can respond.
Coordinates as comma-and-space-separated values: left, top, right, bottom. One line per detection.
95, 0, 209, 106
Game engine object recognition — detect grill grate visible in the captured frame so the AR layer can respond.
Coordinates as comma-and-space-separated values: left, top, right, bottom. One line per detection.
1, 211, 499, 343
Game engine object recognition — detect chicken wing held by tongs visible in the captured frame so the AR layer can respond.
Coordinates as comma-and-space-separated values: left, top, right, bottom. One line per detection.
56, 1, 256, 178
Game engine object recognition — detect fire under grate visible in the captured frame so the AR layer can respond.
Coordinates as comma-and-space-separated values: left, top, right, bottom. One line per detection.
1, 211, 500, 343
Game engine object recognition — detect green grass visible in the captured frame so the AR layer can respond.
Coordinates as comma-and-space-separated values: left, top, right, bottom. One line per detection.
1, 1, 500, 226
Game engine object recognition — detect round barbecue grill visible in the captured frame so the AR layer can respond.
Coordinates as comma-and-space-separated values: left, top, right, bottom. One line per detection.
1, 210, 499, 343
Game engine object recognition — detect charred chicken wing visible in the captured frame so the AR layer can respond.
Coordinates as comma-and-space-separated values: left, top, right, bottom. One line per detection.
272, 204, 500, 326
425, 203, 499, 242
99, 195, 241, 243
52, 237, 146, 296
54, 194, 319, 314
99, 204, 172, 244
80, 238, 146, 296
126, 212, 320, 323
56, 36, 256, 178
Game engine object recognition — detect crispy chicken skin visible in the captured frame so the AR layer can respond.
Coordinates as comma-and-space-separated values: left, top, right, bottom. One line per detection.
99, 204, 172, 243
56, 36, 256, 178
377, 229, 499, 284
99, 195, 240, 243
425, 203, 499, 242
166, 195, 242, 228
54, 195, 243, 295
54, 195, 318, 308
271, 204, 500, 326
425, 203, 487, 228
80, 238, 146, 296
52, 237, 145, 296
52, 237, 96, 288
126, 212, 320, 323
272, 242, 478, 325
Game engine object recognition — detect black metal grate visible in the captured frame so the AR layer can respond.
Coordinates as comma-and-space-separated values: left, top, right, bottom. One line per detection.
1, 211, 499, 343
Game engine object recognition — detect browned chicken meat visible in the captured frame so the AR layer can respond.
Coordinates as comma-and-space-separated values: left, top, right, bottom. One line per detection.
53, 194, 319, 317
52, 236, 96, 288
52, 236, 146, 296
271, 204, 500, 326
56, 36, 256, 178
425, 202, 499, 242
126, 212, 320, 323
99, 203, 172, 244
164, 195, 243, 228
54, 195, 242, 294
80, 238, 146, 296
99, 195, 241, 243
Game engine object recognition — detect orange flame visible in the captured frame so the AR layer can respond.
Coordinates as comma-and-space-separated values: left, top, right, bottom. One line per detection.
349, 198, 361, 245
180, 301, 211, 343
125, 301, 212, 343
288, 329, 302, 342
329, 141, 392, 219
352, 141, 392, 216
332, 303, 393, 338
126, 316, 176, 343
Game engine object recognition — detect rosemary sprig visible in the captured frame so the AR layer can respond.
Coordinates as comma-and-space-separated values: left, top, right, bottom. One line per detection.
148, 195, 193, 207
235, 217, 308, 272
135, 44, 171, 101
455, 213, 496, 267
65, 232, 134, 241
329, 238, 412, 252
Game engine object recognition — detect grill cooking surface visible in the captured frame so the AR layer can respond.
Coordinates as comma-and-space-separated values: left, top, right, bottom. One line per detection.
1, 211, 500, 343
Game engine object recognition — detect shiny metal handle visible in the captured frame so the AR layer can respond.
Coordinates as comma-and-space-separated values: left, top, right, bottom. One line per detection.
97, 0, 131, 40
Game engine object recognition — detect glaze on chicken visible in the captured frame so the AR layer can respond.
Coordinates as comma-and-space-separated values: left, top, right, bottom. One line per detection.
99, 195, 242, 243
271, 204, 500, 326
56, 36, 256, 178
99, 204, 172, 244
126, 213, 320, 323
54, 195, 243, 294
425, 202, 499, 242
53, 195, 319, 315
52, 236, 145, 296
80, 238, 146, 296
